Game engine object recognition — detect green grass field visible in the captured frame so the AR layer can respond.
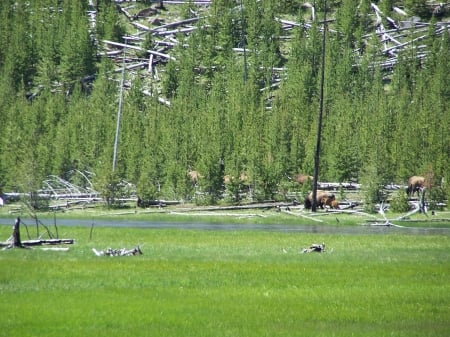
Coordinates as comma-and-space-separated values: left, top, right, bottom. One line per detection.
1, 220, 449, 337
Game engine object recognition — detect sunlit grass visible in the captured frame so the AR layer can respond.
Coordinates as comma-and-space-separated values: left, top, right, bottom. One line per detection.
0, 226, 449, 337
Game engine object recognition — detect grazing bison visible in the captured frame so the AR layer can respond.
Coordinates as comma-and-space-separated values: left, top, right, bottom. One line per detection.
330, 199, 340, 209
224, 172, 248, 185
224, 172, 251, 195
406, 176, 425, 197
304, 190, 338, 210
187, 169, 202, 187
293, 174, 313, 185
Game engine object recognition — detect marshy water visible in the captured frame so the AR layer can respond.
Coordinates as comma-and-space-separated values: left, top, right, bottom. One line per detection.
1, 217, 449, 235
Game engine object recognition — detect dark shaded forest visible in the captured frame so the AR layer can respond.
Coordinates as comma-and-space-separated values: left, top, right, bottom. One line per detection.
0, 0, 449, 207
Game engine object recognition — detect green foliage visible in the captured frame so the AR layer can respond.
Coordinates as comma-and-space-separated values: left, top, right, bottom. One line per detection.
96, 1, 126, 42
23, 191, 50, 211
427, 187, 447, 211
405, 0, 435, 18
0, 0, 449, 207
389, 189, 411, 213
162, 60, 179, 98
95, 171, 126, 208
360, 165, 387, 213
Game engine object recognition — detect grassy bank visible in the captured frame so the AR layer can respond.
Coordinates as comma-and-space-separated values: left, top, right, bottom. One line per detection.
1, 226, 449, 337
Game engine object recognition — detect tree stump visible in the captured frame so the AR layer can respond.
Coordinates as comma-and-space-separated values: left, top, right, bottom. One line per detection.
10, 217, 25, 248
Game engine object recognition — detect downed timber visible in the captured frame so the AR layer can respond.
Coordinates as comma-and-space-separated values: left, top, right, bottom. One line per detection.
260, 81, 281, 92
146, 17, 203, 34
153, 26, 199, 36
117, 5, 134, 20
104, 40, 176, 61
276, 18, 312, 30
382, 35, 428, 55
162, 1, 211, 5
233, 47, 253, 53
21, 238, 74, 246
314, 182, 362, 190
132, 21, 151, 31
104, 40, 143, 51
170, 202, 287, 213
393, 6, 408, 16
148, 49, 175, 60
99, 50, 123, 57
366, 218, 450, 224
364, 24, 428, 39
142, 89, 171, 107
132, 17, 204, 35
114, 62, 148, 73
0, 239, 74, 249
154, 40, 178, 47
148, 53, 153, 72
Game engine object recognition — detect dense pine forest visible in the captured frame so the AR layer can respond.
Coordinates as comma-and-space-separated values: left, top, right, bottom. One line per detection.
0, 0, 449, 207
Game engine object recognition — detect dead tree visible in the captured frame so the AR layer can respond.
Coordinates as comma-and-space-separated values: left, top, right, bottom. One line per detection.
4, 217, 26, 249
12, 217, 23, 247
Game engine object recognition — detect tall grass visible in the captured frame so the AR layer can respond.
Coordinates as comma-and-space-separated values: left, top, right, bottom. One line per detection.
0, 226, 449, 337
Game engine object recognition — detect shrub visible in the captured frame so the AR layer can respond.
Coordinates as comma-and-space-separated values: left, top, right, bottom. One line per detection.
389, 189, 410, 213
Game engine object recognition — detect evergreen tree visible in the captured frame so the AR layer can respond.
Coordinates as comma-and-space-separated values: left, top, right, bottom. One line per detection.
59, 1, 96, 93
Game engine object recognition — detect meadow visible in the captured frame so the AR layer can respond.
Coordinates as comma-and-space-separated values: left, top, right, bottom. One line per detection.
0, 217, 449, 337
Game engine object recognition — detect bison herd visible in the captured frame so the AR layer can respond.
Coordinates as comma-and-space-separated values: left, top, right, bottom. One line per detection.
138, 172, 431, 209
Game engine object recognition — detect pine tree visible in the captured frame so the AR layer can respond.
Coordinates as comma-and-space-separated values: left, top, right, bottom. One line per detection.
59, 1, 95, 93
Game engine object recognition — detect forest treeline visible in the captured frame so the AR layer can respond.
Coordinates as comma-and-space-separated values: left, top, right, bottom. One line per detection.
0, 0, 449, 206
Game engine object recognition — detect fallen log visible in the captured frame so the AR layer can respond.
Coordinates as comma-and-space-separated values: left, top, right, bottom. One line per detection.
1, 217, 74, 249
153, 26, 199, 36
21, 239, 74, 246
1, 238, 75, 248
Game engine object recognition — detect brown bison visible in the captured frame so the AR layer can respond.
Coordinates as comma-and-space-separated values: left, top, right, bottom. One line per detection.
330, 200, 340, 209
406, 176, 425, 197
187, 169, 202, 187
224, 172, 251, 195
294, 174, 313, 185
224, 172, 248, 185
304, 190, 338, 210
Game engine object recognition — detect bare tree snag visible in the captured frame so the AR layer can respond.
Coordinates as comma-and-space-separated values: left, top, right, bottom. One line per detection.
2, 217, 27, 249
12, 217, 23, 248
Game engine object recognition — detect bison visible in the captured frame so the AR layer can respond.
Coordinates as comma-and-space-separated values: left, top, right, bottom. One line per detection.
187, 169, 202, 187
224, 172, 248, 185
304, 190, 338, 210
406, 176, 425, 197
293, 174, 313, 185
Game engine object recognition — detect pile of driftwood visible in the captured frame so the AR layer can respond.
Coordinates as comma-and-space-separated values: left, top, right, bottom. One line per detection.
92, 246, 143, 257
301, 242, 326, 253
